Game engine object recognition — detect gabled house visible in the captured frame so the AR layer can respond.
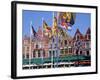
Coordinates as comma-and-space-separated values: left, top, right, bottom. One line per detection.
72, 28, 91, 56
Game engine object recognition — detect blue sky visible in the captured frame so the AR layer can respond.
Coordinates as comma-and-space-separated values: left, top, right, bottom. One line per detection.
22, 10, 91, 37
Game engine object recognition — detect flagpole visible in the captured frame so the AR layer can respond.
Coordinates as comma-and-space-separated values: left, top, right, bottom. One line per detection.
56, 12, 59, 67
42, 18, 44, 37
29, 21, 32, 69
42, 17, 44, 67
52, 12, 54, 68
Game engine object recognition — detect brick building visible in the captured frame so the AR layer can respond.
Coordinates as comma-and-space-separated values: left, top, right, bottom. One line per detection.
72, 28, 91, 56
22, 27, 91, 61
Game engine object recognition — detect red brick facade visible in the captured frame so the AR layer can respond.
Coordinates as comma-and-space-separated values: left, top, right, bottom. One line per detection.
22, 27, 91, 59
72, 28, 91, 56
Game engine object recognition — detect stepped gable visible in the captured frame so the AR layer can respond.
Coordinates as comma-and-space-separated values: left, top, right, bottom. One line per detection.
73, 28, 84, 40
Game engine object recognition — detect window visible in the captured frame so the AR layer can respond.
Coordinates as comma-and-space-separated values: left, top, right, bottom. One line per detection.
87, 51, 89, 56
53, 38, 55, 42
65, 49, 68, 54
27, 47, 29, 50
38, 51, 40, 57
53, 51, 55, 57
87, 34, 90, 40
27, 47, 29, 51
43, 50, 45, 57
50, 44, 52, 48
36, 44, 38, 48
69, 48, 72, 53
80, 51, 82, 55
56, 50, 58, 54
86, 42, 90, 48
55, 44, 57, 48
33, 51, 35, 57
26, 54, 29, 59
76, 50, 78, 55
76, 34, 80, 40
61, 49, 64, 54
49, 51, 51, 57
65, 40, 67, 45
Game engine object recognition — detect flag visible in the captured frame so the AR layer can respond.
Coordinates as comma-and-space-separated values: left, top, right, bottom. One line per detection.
43, 20, 51, 33
43, 20, 51, 36
52, 17, 58, 36
54, 17, 57, 28
43, 20, 51, 32
60, 12, 69, 29
59, 12, 76, 30
31, 26, 36, 37
65, 13, 75, 26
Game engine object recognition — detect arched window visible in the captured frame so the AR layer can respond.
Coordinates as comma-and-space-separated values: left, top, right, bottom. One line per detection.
87, 51, 89, 56
33, 51, 35, 57
64, 40, 67, 45
80, 51, 82, 55
76, 50, 78, 55
38, 50, 40, 57
26, 54, 29, 59
36, 44, 38, 48
53, 38, 55, 42
76, 34, 80, 40
53, 50, 55, 57
49, 51, 51, 57
27, 47, 29, 51
43, 50, 45, 57
61, 42, 63, 46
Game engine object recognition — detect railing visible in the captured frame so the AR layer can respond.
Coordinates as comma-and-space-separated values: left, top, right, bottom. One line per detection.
23, 55, 90, 65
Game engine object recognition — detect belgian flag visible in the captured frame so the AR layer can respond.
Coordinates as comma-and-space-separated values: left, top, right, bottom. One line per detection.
59, 12, 76, 30
52, 17, 58, 36
43, 20, 51, 37
43, 20, 51, 32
